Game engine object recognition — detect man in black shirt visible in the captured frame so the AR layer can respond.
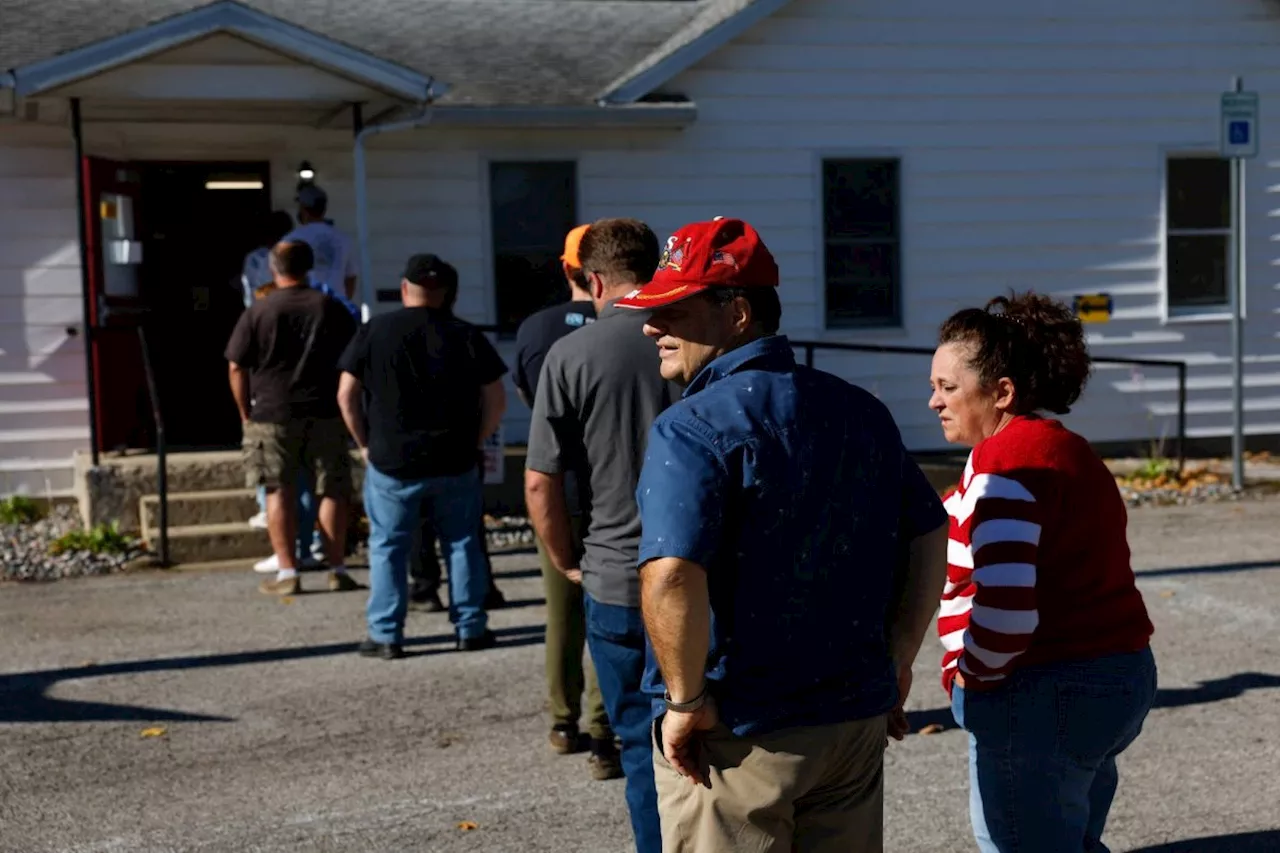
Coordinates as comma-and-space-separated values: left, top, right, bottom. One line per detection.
337, 254, 508, 658
225, 241, 360, 596
512, 223, 597, 407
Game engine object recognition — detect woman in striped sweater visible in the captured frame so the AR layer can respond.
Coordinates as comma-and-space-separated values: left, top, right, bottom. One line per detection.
928, 292, 1156, 853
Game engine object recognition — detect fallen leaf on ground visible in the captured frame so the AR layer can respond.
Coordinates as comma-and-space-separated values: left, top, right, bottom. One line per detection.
140, 726, 167, 738
279, 596, 296, 605
918, 723, 945, 735
457, 821, 479, 831
1160, 590, 1176, 598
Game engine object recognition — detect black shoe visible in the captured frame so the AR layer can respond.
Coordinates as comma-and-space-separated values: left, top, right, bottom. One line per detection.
357, 637, 404, 660
408, 589, 445, 613
588, 738, 624, 781
485, 586, 507, 610
456, 630, 497, 652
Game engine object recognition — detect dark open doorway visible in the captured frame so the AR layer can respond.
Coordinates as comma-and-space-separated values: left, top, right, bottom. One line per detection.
137, 161, 272, 450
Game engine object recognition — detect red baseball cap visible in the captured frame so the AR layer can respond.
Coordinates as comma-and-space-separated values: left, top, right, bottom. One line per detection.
615, 217, 779, 310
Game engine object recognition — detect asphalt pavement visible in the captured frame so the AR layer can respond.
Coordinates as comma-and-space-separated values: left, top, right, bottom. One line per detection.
1, 500, 1278, 852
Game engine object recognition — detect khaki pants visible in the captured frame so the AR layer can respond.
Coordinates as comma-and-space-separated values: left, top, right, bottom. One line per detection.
536, 518, 610, 740
652, 714, 887, 853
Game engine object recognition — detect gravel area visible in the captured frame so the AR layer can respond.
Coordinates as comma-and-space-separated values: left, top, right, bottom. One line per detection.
485, 515, 536, 551
1118, 481, 1280, 507
1112, 462, 1280, 508
0, 505, 147, 583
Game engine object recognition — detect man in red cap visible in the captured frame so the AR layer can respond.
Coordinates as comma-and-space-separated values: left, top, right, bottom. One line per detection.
621, 218, 949, 852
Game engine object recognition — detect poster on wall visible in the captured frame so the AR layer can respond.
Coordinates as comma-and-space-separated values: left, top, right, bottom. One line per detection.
482, 426, 504, 485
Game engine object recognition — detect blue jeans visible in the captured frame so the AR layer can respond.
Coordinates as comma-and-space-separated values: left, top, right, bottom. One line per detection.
364, 465, 489, 643
951, 647, 1157, 853
584, 595, 660, 853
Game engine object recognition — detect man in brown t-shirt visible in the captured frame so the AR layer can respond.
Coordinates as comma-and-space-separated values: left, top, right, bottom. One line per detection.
225, 241, 360, 596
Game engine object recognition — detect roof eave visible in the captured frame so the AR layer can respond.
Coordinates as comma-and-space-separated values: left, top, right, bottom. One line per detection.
8, 0, 443, 102
427, 102, 697, 128
598, 0, 792, 106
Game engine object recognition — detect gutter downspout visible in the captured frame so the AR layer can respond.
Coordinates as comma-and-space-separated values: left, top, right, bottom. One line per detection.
353, 97, 436, 321
70, 97, 101, 468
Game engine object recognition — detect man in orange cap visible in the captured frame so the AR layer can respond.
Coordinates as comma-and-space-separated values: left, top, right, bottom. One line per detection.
513, 224, 619, 781
526, 218, 677, 852
624, 218, 948, 852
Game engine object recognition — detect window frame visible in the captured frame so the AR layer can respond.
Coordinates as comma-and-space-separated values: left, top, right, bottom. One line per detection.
1161, 150, 1237, 324
816, 152, 906, 333
482, 155, 582, 337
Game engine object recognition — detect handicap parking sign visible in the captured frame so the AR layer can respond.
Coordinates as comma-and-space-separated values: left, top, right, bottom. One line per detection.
1221, 92, 1259, 158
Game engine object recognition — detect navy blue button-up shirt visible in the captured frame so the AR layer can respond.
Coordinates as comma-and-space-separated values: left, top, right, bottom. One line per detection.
636, 335, 946, 736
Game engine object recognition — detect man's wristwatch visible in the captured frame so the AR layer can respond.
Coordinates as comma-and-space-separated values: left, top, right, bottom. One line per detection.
664, 688, 707, 714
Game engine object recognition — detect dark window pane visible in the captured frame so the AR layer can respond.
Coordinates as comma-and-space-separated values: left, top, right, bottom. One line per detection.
1167, 158, 1230, 230
1167, 234, 1228, 308
824, 241, 899, 326
823, 159, 898, 239
490, 161, 577, 334
494, 251, 566, 333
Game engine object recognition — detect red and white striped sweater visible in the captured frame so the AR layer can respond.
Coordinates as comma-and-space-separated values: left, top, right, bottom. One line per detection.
938, 416, 1153, 694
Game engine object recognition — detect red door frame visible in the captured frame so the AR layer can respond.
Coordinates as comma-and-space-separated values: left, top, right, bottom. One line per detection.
81, 157, 148, 452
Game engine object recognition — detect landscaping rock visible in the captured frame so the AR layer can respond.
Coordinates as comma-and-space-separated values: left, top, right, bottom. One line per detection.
1, 505, 147, 583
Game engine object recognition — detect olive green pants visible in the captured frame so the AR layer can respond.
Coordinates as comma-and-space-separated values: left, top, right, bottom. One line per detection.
537, 520, 611, 740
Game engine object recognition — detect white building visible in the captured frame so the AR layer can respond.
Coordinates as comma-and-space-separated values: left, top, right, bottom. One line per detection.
2, 0, 1278, 497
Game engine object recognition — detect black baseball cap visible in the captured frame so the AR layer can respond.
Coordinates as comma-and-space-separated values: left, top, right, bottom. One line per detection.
402, 253, 458, 290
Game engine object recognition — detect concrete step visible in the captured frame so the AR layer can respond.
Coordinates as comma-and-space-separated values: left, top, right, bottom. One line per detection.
140, 489, 259, 530
143, 522, 271, 565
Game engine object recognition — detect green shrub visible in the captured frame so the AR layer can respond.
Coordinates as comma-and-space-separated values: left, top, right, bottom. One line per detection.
0, 496, 44, 525
1133, 457, 1176, 481
50, 521, 136, 556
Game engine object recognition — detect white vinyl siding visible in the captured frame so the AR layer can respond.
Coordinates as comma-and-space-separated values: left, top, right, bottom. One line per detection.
0, 125, 86, 496
653, 0, 1280, 449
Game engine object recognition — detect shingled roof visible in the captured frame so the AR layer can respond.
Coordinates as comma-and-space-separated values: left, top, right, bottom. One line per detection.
0, 0, 780, 106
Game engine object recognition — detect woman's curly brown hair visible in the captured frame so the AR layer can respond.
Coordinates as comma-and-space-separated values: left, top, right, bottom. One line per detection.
938, 291, 1092, 415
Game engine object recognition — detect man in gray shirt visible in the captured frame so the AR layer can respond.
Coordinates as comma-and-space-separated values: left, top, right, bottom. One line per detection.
525, 218, 674, 853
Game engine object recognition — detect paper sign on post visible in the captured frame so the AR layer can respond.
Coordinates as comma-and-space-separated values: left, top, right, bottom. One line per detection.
482, 426, 504, 485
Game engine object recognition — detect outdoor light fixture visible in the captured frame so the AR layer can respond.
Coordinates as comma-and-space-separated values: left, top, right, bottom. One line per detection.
205, 179, 265, 190
297, 160, 316, 181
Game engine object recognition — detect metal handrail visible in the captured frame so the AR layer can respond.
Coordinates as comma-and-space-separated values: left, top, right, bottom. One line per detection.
788, 339, 1189, 474
91, 323, 170, 566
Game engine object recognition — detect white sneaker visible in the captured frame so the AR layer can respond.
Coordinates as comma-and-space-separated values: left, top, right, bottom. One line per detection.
253, 553, 321, 573
248, 511, 268, 530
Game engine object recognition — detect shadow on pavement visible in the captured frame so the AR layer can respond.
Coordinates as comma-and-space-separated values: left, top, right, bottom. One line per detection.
1126, 830, 1280, 852
0, 624, 546, 724
902, 671, 1280, 736
1136, 558, 1279, 579
905, 706, 958, 734
402, 630, 546, 659
493, 568, 541, 581
1151, 672, 1280, 709
495, 597, 546, 610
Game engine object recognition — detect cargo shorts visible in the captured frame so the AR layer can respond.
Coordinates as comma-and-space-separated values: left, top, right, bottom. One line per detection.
241, 417, 352, 498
